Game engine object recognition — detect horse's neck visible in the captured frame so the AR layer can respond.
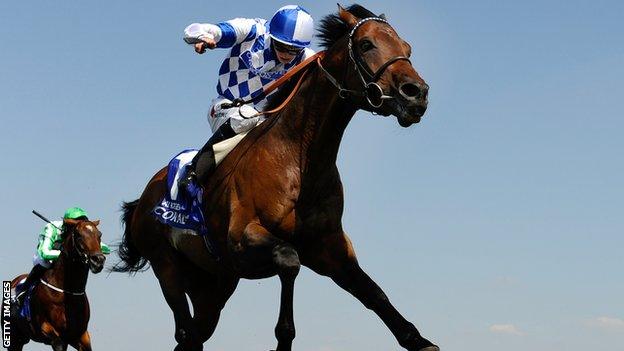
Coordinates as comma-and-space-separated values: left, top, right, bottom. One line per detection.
275, 57, 356, 176
45, 251, 89, 293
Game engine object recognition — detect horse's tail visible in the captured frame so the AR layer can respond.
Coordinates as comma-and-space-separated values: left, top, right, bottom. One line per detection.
110, 199, 150, 273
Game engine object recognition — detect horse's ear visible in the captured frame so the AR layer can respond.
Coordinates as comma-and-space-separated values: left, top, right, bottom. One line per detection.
91, 220, 100, 226
63, 218, 79, 227
379, 13, 387, 20
337, 4, 359, 27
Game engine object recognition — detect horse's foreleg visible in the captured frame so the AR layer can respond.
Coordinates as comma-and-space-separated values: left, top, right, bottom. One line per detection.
50, 341, 68, 351
70, 331, 92, 351
151, 253, 202, 351
272, 243, 300, 351
237, 223, 300, 351
40, 321, 67, 351
302, 232, 439, 351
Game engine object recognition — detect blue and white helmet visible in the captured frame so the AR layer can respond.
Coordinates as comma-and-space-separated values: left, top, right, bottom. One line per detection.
269, 5, 313, 48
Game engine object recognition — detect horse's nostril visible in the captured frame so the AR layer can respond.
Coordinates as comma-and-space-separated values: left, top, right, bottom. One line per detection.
399, 82, 429, 100
402, 82, 429, 100
399, 83, 419, 98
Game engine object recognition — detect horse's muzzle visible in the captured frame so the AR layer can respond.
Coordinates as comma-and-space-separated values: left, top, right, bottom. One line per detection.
390, 80, 428, 127
89, 253, 106, 273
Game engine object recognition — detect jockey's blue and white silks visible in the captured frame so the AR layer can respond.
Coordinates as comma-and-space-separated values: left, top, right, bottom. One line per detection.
184, 14, 315, 110
269, 5, 314, 48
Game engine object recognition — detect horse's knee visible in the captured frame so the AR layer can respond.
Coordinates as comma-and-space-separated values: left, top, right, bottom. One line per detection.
272, 245, 300, 278
275, 321, 296, 343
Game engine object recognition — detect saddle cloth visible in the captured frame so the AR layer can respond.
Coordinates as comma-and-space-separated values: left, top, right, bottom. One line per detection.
152, 132, 249, 235
11, 278, 33, 321
153, 149, 207, 234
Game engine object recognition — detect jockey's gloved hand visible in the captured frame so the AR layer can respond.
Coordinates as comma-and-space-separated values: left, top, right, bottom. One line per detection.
183, 35, 217, 53
101, 242, 111, 255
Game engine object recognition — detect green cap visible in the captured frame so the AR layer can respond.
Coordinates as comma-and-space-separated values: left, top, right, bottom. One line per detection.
63, 207, 88, 220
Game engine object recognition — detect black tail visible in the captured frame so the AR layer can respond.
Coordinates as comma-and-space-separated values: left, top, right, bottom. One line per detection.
110, 200, 150, 273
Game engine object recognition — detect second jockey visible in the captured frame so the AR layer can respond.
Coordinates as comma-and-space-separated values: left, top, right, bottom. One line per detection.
180, 5, 315, 188
13, 207, 110, 308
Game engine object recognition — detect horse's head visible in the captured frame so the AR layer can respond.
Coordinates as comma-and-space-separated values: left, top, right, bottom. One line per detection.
63, 218, 106, 273
319, 5, 429, 127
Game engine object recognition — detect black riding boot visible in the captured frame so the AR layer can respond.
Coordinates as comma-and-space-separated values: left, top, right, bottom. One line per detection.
15, 264, 47, 305
179, 120, 237, 189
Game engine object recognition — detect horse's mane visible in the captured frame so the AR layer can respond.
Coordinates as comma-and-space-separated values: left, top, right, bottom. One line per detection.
317, 4, 378, 49
264, 4, 377, 111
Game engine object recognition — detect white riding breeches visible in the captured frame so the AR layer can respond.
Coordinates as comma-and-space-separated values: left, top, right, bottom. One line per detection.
208, 97, 266, 134
32, 253, 52, 268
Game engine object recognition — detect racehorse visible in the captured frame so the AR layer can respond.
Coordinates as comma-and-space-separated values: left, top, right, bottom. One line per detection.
113, 4, 437, 351
6, 219, 106, 351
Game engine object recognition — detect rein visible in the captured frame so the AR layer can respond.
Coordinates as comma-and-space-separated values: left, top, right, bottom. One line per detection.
69, 225, 90, 265
222, 51, 326, 117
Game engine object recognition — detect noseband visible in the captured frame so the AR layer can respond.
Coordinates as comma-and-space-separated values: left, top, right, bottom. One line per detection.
318, 17, 411, 108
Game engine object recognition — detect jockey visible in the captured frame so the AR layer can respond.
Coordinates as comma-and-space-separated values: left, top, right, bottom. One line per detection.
13, 207, 110, 305
180, 5, 315, 188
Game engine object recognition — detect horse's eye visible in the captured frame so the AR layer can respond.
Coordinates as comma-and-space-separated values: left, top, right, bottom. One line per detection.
360, 40, 374, 52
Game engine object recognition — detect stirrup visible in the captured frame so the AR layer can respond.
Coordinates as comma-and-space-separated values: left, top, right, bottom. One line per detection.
179, 170, 197, 189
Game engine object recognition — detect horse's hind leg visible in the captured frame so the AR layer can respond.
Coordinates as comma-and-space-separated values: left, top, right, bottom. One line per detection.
236, 222, 301, 351
301, 232, 439, 351
151, 252, 202, 351
5, 321, 28, 351
185, 267, 238, 343
6, 339, 27, 351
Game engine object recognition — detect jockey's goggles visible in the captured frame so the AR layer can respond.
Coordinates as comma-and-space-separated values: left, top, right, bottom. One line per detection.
273, 40, 303, 55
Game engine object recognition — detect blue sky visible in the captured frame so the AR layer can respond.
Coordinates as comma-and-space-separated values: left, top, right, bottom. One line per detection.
1, 1, 622, 350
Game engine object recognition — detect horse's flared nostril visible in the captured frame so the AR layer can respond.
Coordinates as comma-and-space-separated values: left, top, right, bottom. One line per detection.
399, 82, 428, 100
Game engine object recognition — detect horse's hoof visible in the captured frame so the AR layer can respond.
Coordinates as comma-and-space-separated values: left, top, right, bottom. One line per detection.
419, 346, 440, 351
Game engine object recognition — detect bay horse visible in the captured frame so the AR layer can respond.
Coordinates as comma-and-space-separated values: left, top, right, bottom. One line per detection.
7, 219, 106, 351
113, 4, 437, 351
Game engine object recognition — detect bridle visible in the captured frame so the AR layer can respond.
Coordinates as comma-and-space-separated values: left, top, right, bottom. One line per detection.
39, 223, 93, 296
317, 17, 411, 108
63, 223, 90, 266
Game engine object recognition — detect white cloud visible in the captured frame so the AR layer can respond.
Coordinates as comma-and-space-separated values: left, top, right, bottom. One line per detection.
585, 316, 624, 331
489, 324, 525, 336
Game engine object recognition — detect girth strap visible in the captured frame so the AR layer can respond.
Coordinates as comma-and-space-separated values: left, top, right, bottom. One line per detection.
39, 278, 85, 296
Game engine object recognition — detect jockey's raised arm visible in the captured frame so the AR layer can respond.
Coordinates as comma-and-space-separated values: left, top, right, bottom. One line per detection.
184, 18, 261, 49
